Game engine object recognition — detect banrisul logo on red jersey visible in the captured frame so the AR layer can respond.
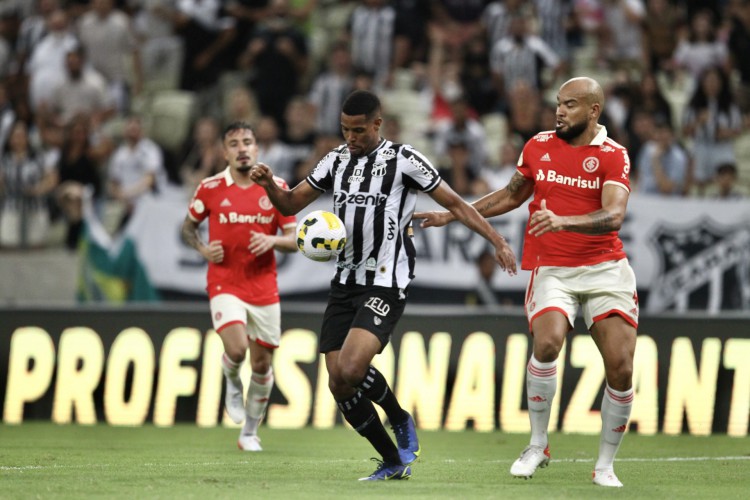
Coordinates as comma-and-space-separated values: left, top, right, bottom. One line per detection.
218, 212, 276, 224
535, 169, 600, 189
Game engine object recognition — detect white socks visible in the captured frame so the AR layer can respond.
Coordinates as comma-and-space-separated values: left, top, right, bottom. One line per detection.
596, 384, 633, 470
526, 356, 558, 448
242, 368, 274, 436
221, 353, 241, 381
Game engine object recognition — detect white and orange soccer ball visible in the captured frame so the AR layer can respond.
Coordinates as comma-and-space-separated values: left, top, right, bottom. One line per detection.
295, 210, 347, 262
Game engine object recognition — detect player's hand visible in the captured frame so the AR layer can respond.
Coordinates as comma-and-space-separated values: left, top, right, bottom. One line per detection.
248, 231, 274, 256
204, 240, 224, 263
493, 237, 517, 276
529, 199, 565, 237
249, 163, 273, 186
412, 210, 453, 228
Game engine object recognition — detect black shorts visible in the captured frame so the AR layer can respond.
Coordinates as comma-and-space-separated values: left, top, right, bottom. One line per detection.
319, 282, 407, 353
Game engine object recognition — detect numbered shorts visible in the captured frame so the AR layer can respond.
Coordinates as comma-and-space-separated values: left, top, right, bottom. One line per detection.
524, 259, 639, 331
209, 293, 281, 348
319, 283, 407, 353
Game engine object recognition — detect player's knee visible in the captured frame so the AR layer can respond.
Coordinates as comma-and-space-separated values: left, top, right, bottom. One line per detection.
532, 336, 563, 362
606, 359, 633, 390
338, 361, 368, 388
251, 358, 271, 375
225, 347, 246, 364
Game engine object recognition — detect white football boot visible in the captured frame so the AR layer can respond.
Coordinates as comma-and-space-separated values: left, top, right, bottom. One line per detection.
510, 445, 551, 478
592, 468, 623, 487
224, 376, 245, 424
237, 434, 262, 452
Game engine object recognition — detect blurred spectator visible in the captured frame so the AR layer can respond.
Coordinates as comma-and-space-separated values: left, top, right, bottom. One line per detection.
174, 0, 237, 91
13, 0, 59, 78
437, 136, 484, 196
705, 162, 748, 199
54, 116, 105, 249
480, 134, 523, 192
392, 0, 431, 70
425, 22, 468, 122
505, 81, 543, 143
642, 0, 685, 74
636, 116, 691, 196
482, 0, 531, 49
533, 0, 576, 67
430, 0, 485, 61
77, 0, 143, 114
38, 45, 114, 141
0, 80, 16, 152
179, 115, 225, 192
489, 14, 562, 107
238, 0, 309, 128
25, 8, 78, 114
308, 40, 354, 136
345, 0, 397, 89
728, 0, 750, 117
682, 67, 743, 194
0, 120, 58, 248
460, 34, 499, 116
381, 113, 401, 143
255, 115, 296, 182
131, 0, 184, 91
672, 9, 730, 81
280, 96, 317, 176
292, 132, 340, 184
626, 72, 673, 130
600, 0, 646, 72
432, 96, 488, 173
223, 86, 261, 128
106, 115, 167, 230
625, 109, 656, 175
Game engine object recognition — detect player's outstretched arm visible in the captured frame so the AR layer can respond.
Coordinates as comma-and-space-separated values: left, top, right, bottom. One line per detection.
250, 163, 320, 215
249, 225, 298, 256
414, 172, 533, 227
529, 184, 628, 236
428, 182, 517, 275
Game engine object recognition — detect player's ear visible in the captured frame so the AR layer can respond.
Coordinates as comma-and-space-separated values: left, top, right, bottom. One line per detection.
373, 116, 383, 131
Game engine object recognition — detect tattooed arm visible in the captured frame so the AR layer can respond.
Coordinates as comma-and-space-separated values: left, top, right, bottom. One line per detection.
528, 184, 629, 237
414, 172, 534, 228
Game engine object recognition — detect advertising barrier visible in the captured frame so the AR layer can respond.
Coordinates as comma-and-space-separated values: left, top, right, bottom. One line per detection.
121, 193, 750, 312
1, 306, 747, 437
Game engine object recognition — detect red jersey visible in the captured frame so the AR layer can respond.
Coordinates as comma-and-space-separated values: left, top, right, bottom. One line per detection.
517, 126, 631, 270
187, 168, 296, 304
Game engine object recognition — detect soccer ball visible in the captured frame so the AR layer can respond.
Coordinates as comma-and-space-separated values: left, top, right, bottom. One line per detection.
296, 210, 347, 262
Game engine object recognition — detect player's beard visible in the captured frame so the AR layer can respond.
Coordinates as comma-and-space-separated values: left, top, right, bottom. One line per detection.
555, 119, 587, 142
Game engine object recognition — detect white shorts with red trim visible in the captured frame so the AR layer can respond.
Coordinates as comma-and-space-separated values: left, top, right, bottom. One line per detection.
524, 259, 639, 331
209, 294, 281, 348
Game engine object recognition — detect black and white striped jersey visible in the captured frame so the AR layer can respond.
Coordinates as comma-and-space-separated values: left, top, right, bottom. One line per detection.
306, 139, 441, 289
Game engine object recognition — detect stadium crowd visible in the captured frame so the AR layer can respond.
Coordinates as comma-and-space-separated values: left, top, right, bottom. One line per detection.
0, 0, 748, 253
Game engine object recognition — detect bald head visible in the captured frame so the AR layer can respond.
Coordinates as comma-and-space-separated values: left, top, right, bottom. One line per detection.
560, 77, 604, 109
555, 76, 605, 145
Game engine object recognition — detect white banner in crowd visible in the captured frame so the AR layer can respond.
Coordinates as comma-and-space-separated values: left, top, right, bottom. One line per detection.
128, 191, 750, 313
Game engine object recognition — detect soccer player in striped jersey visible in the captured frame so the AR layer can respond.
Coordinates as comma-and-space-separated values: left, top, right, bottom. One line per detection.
415, 77, 638, 488
250, 90, 516, 481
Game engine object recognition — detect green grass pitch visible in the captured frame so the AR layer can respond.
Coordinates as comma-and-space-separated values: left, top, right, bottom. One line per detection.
1, 423, 747, 499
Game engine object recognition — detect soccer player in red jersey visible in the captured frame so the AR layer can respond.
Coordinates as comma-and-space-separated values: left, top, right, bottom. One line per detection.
415, 77, 637, 487
181, 122, 297, 451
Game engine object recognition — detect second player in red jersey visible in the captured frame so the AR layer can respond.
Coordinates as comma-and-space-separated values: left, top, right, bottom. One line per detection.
182, 122, 297, 453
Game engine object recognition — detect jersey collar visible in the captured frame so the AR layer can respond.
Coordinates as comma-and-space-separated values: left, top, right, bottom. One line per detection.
366, 138, 388, 157
222, 166, 234, 186
590, 125, 608, 146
